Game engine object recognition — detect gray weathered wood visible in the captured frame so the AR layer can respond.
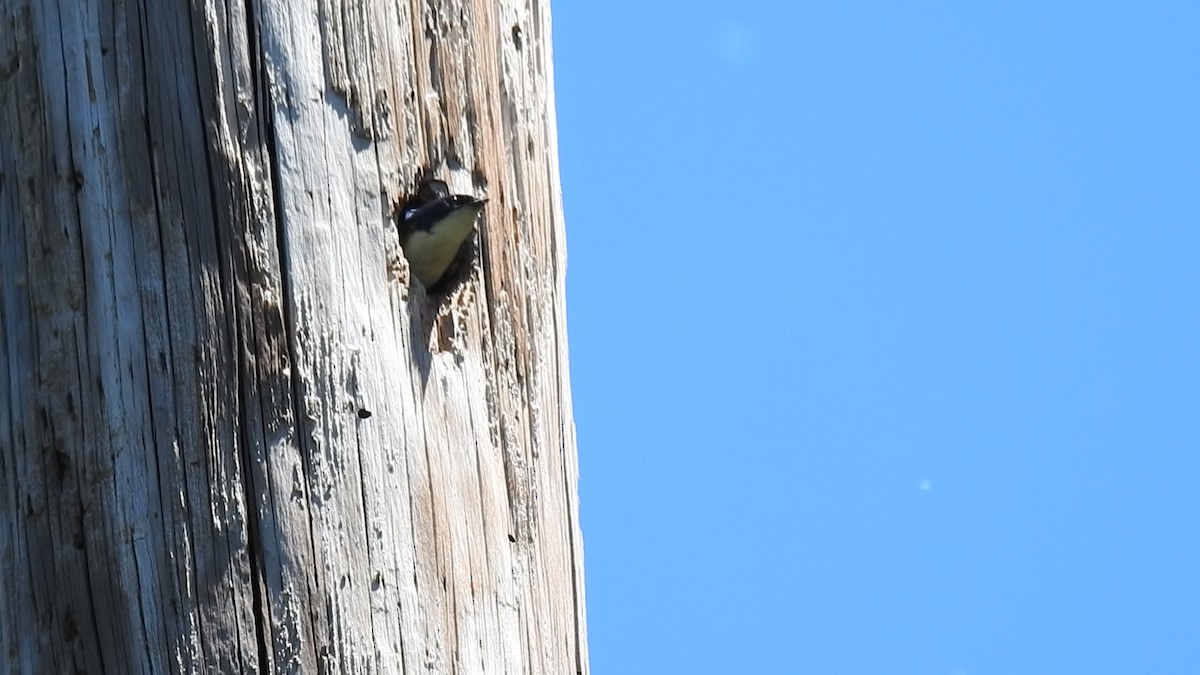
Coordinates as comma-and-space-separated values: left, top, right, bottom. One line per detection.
0, 0, 587, 672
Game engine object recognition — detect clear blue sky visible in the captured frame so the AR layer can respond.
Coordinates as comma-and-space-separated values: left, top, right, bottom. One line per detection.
553, 2, 1199, 673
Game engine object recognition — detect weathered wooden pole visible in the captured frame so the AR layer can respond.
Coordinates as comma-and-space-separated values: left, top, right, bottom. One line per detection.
0, 0, 587, 672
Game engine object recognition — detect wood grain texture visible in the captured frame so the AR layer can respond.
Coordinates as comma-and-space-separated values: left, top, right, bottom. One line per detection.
0, 0, 587, 673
